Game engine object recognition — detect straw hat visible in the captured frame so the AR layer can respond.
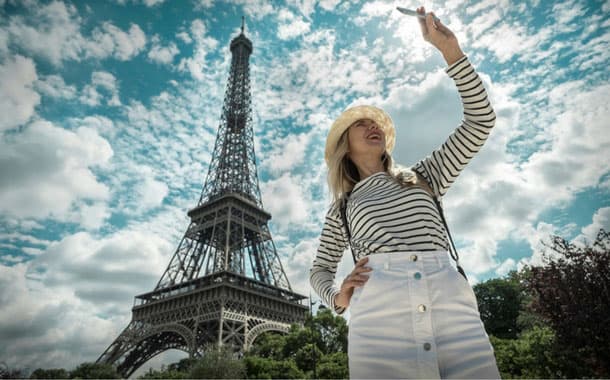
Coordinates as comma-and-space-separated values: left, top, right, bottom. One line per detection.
324, 105, 395, 165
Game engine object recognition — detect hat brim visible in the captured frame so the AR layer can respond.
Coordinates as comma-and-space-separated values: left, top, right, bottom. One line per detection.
324, 105, 395, 164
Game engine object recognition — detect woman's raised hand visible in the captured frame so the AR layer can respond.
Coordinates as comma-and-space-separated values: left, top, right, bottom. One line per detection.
416, 5, 465, 66
335, 256, 373, 309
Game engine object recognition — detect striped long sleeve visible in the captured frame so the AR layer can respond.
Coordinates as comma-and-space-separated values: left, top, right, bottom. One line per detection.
309, 55, 495, 315
309, 202, 349, 315
413, 55, 496, 198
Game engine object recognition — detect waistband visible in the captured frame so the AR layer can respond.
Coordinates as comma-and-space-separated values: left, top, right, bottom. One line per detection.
363, 250, 453, 271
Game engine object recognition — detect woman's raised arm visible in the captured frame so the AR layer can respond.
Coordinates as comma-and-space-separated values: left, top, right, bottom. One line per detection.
412, 6, 496, 198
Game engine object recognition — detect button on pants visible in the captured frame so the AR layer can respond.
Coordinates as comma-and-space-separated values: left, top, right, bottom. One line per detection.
348, 250, 501, 379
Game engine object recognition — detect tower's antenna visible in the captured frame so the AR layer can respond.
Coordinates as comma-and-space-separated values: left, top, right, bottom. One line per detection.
241, 16, 245, 34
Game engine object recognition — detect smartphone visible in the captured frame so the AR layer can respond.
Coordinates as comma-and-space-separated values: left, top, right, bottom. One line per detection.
396, 7, 441, 22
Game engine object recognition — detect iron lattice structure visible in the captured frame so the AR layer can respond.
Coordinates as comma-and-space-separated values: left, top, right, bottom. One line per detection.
97, 20, 308, 377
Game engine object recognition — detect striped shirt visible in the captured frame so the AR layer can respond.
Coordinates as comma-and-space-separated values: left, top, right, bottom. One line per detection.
309, 55, 496, 315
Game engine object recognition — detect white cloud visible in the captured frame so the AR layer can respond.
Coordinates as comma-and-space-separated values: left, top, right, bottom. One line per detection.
359, 0, 394, 20
495, 258, 516, 277
0, 120, 113, 222
253, 29, 381, 123
79, 71, 121, 107
176, 31, 192, 44
471, 22, 552, 63
0, 229, 173, 371
71, 115, 116, 138
0, 26, 8, 57
261, 131, 312, 174
520, 82, 610, 196
35, 74, 77, 100
465, 0, 507, 15
5, 1, 85, 66
277, 9, 311, 40
136, 171, 170, 212
177, 19, 219, 81
227, 0, 275, 20
4, 1, 147, 65
516, 207, 610, 272
147, 34, 180, 65
0, 55, 40, 132
575, 207, 610, 246
318, 0, 341, 11
76, 202, 112, 230
142, 0, 165, 6
260, 173, 310, 228
552, 0, 586, 28
87, 22, 147, 61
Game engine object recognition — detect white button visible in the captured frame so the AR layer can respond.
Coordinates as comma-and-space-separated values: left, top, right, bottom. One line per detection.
418, 304, 427, 312
423, 342, 432, 351
410, 254, 418, 261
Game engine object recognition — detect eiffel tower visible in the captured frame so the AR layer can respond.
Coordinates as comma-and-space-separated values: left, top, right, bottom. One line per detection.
97, 18, 308, 377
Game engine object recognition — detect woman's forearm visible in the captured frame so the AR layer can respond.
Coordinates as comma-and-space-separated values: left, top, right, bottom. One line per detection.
442, 47, 466, 67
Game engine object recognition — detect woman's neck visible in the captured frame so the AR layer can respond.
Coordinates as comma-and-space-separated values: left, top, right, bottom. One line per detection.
352, 157, 385, 180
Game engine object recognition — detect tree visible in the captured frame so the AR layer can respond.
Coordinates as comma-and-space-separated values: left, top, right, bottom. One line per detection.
242, 356, 304, 379
138, 365, 187, 379
283, 322, 318, 360
473, 272, 524, 339
188, 343, 246, 379
491, 325, 561, 379
523, 228, 610, 377
69, 362, 120, 379
309, 307, 348, 354
0, 362, 26, 379
316, 352, 348, 379
294, 343, 323, 374
248, 331, 288, 361
30, 368, 69, 379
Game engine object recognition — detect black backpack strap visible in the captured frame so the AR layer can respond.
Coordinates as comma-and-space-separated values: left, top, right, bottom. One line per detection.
415, 171, 468, 281
339, 193, 357, 265
431, 196, 468, 281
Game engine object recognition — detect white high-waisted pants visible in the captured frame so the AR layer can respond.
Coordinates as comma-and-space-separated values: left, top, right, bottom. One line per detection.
348, 250, 501, 379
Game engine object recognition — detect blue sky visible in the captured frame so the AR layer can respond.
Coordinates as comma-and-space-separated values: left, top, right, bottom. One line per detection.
0, 0, 609, 374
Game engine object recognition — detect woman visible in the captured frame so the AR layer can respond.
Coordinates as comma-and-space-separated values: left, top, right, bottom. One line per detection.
309, 6, 502, 379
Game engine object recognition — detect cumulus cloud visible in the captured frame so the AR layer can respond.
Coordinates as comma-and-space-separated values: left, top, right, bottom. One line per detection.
5, 1, 85, 66
260, 173, 310, 228
87, 22, 147, 61
318, 0, 342, 12
495, 258, 516, 277
277, 9, 311, 40
80, 71, 121, 107
0, 55, 40, 132
34, 74, 77, 100
0, 229, 173, 370
575, 207, 610, 246
147, 34, 180, 65
4, 1, 147, 66
142, 0, 165, 6
177, 19, 219, 81
227, 0, 275, 20
261, 131, 313, 174
253, 29, 380, 123
0, 120, 113, 223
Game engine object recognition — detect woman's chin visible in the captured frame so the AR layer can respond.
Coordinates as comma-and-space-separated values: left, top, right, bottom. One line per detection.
364, 140, 385, 150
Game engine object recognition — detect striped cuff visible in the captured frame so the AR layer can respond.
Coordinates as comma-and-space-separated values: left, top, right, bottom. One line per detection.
330, 288, 346, 315
445, 54, 470, 79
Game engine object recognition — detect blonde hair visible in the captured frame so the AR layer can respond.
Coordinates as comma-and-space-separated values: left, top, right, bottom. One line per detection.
327, 128, 423, 208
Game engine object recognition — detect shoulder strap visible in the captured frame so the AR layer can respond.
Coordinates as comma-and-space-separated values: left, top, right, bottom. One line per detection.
414, 171, 468, 280
339, 193, 357, 265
